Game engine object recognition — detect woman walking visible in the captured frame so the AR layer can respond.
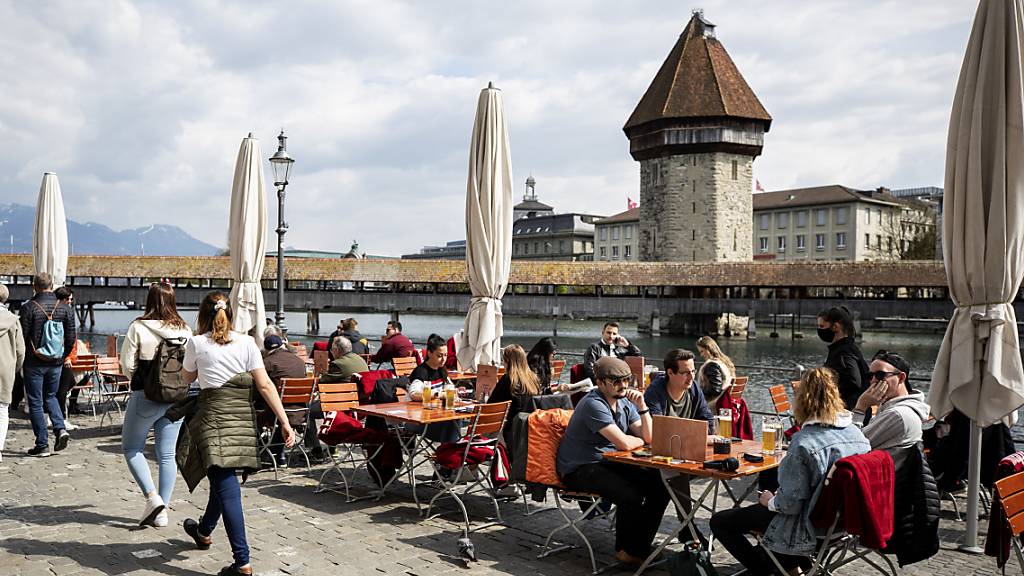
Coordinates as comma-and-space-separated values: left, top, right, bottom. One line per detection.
178, 292, 295, 576
816, 305, 870, 410
120, 282, 193, 527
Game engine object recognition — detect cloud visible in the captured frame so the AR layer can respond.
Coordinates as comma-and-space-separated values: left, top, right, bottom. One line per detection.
0, 0, 976, 255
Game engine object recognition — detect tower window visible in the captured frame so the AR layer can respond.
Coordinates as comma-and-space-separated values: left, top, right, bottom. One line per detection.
692, 229, 696, 241
731, 160, 738, 180
693, 156, 697, 167
692, 202, 696, 213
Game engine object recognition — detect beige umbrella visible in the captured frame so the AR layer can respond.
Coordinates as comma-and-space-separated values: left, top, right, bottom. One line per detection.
928, 0, 1024, 551
456, 83, 514, 371
32, 172, 68, 286
227, 134, 268, 337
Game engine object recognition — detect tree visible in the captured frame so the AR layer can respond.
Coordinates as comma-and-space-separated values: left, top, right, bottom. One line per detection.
873, 198, 940, 261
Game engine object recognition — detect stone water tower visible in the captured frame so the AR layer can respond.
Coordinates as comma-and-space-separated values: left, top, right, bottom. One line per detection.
624, 10, 771, 263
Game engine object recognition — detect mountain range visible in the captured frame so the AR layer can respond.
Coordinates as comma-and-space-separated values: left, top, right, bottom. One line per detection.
0, 203, 221, 256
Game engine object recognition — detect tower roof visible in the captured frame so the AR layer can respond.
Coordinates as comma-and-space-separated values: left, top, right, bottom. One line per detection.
624, 11, 771, 132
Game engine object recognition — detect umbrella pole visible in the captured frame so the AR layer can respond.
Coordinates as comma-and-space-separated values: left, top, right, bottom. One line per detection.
959, 421, 983, 554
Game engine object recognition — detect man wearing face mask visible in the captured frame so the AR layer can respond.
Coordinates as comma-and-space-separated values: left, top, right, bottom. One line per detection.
581, 322, 642, 382
816, 306, 870, 410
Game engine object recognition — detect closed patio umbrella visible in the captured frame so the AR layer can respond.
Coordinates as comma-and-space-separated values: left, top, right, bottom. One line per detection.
227, 134, 268, 337
32, 172, 68, 287
929, 0, 1024, 551
457, 83, 513, 372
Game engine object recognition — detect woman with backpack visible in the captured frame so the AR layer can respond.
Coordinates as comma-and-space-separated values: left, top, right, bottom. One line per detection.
120, 282, 193, 528
178, 291, 295, 576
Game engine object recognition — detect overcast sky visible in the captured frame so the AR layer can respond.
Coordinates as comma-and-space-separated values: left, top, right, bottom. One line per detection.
0, 1, 975, 256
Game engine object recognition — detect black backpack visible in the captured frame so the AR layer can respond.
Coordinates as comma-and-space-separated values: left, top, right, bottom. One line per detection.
141, 326, 190, 403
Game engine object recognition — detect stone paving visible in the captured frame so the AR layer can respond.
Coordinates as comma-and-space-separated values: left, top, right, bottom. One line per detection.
0, 409, 1016, 576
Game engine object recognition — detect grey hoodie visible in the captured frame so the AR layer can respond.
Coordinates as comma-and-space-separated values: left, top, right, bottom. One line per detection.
854, 390, 930, 470
0, 306, 26, 404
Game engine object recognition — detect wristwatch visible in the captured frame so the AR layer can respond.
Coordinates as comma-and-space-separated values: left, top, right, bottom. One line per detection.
637, 408, 650, 415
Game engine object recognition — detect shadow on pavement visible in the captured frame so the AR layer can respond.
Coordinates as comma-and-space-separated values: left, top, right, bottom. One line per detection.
0, 537, 210, 576
0, 504, 135, 529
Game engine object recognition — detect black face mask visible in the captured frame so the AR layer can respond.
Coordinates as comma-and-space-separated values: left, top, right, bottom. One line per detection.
817, 327, 835, 343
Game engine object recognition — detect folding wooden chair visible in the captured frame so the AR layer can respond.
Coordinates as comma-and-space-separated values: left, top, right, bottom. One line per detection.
550, 359, 566, 386
68, 353, 98, 418
730, 376, 748, 400
293, 343, 309, 361
312, 350, 330, 378
425, 401, 512, 539
995, 470, 1024, 574
258, 376, 316, 478
769, 383, 795, 427
95, 356, 130, 429
314, 380, 388, 501
392, 356, 417, 378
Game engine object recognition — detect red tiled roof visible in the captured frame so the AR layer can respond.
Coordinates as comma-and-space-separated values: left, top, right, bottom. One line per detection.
625, 13, 771, 130
753, 185, 903, 211
594, 207, 640, 224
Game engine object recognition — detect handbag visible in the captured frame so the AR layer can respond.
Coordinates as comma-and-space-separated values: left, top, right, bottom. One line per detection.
666, 542, 718, 576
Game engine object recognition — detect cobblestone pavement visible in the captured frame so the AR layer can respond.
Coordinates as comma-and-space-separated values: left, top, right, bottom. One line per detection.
0, 410, 1015, 576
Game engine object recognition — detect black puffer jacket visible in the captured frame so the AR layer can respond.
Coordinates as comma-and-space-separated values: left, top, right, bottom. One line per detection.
824, 336, 870, 410
885, 444, 940, 566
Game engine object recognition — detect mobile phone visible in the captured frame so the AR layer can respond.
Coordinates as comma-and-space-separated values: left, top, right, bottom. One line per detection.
632, 450, 652, 458
743, 452, 764, 463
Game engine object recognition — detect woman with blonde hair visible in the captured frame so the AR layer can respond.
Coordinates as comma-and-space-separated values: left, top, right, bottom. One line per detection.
710, 368, 870, 575
489, 344, 543, 425
177, 292, 296, 576
696, 336, 735, 405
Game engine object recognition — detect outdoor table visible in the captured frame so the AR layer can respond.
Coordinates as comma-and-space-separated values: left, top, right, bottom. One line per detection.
604, 439, 784, 575
351, 400, 478, 510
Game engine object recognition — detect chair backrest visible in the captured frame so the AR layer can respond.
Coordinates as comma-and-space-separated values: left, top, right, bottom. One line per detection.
550, 359, 566, 384
525, 408, 574, 487
294, 343, 308, 360
468, 401, 511, 438
996, 470, 1024, 537
70, 353, 98, 369
393, 356, 417, 377
769, 384, 791, 415
312, 350, 330, 377
317, 381, 360, 413
106, 334, 118, 358
96, 356, 122, 373
791, 379, 802, 393
570, 363, 586, 384
730, 376, 748, 400
279, 377, 316, 405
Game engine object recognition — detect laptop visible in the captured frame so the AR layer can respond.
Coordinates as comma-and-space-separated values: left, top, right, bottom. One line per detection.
651, 415, 707, 462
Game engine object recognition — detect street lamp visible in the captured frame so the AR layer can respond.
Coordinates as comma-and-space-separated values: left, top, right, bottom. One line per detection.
269, 129, 295, 332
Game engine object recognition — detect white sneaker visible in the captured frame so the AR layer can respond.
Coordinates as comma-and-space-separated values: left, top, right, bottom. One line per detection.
152, 510, 168, 528
140, 494, 166, 526
64, 421, 78, 431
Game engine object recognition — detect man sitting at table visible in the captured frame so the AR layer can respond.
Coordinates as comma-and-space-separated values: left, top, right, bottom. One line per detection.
406, 334, 460, 444
643, 348, 717, 541
581, 322, 642, 382
556, 357, 669, 567
371, 320, 415, 366
320, 336, 369, 384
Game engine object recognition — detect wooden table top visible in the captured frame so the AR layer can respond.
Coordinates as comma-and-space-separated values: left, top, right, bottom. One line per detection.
604, 439, 783, 479
352, 401, 479, 425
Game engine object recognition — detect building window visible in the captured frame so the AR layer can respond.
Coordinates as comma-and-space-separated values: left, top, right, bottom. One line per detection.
836, 207, 849, 225
611, 245, 619, 259
816, 209, 827, 226
612, 226, 620, 241
796, 210, 807, 228
836, 232, 847, 249
877, 208, 882, 223
815, 233, 825, 251
624, 245, 632, 258
731, 160, 738, 180
876, 235, 882, 249
887, 237, 893, 252
796, 235, 806, 251
624, 225, 632, 240
544, 242, 550, 254
533, 242, 538, 254
599, 246, 607, 258
866, 208, 870, 224
759, 214, 770, 230
777, 236, 786, 253
559, 240, 566, 253
777, 213, 789, 229
865, 233, 871, 249
599, 227, 607, 241
650, 160, 661, 186
759, 237, 768, 253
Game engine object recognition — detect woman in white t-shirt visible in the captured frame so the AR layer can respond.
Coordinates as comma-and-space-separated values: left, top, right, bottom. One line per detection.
178, 292, 295, 576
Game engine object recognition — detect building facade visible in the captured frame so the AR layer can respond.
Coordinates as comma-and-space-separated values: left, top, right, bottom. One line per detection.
752, 185, 937, 262
512, 213, 597, 261
593, 208, 639, 261
624, 11, 771, 263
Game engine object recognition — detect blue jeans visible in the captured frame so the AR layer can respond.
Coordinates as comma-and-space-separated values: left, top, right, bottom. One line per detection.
24, 364, 65, 449
200, 466, 250, 566
121, 390, 182, 505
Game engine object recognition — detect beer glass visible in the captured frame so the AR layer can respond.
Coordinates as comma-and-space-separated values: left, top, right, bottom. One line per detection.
422, 385, 433, 408
718, 408, 733, 438
444, 385, 456, 410
761, 416, 777, 453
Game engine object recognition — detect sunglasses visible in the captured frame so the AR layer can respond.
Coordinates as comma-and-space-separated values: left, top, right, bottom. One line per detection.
870, 370, 901, 382
603, 376, 635, 386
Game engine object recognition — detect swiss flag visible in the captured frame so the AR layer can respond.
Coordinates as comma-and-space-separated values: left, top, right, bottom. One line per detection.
755, 180, 765, 192
627, 197, 638, 209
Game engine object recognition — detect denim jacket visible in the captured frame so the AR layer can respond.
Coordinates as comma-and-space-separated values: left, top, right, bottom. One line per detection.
762, 412, 871, 555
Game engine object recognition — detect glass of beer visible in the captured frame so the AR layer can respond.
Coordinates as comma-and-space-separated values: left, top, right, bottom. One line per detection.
761, 416, 777, 453
444, 385, 456, 410
718, 408, 733, 439
422, 385, 433, 408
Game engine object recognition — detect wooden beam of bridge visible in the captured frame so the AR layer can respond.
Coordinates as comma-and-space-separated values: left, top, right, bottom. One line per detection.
0, 254, 947, 288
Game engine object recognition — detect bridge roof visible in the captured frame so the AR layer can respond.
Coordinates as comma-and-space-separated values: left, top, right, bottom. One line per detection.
0, 254, 947, 288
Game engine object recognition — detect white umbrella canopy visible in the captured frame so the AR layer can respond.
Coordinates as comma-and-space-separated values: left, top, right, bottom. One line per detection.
929, 0, 1024, 551
32, 172, 68, 286
227, 134, 268, 337
457, 84, 514, 371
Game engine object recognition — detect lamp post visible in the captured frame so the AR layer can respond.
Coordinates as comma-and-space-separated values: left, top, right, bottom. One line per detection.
269, 129, 295, 332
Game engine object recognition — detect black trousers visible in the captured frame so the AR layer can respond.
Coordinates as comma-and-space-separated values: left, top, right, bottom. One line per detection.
709, 504, 810, 576
562, 461, 671, 557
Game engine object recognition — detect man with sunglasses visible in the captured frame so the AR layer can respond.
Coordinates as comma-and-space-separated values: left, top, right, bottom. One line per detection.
557, 357, 670, 567
852, 350, 929, 470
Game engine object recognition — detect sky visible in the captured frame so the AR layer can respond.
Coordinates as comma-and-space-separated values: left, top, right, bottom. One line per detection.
0, 1, 975, 256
